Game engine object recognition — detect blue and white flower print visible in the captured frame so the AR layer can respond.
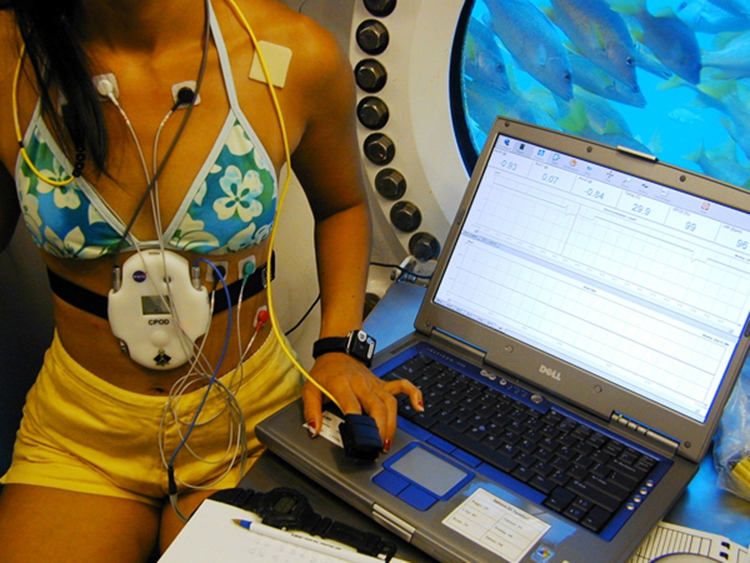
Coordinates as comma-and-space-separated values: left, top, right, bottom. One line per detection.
17, 115, 277, 259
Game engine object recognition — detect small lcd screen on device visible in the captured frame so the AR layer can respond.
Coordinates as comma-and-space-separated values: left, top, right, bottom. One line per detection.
141, 295, 171, 315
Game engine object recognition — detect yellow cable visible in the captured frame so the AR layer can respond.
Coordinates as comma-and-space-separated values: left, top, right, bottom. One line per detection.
12, 44, 77, 187
226, 0, 342, 412
732, 457, 750, 490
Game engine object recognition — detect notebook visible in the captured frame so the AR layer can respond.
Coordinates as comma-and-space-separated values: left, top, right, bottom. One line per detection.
257, 117, 750, 563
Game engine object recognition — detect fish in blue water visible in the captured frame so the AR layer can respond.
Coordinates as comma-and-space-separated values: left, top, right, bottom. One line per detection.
669, 107, 704, 124
464, 81, 559, 150
693, 81, 750, 159
684, 140, 750, 187
632, 40, 673, 79
556, 87, 634, 136
547, 0, 638, 89
706, 0, 750, 18
557, 100, 654, 153
483, 0, 574, 100
614, 0, 702, 84
568, 50, 647, 107
463, 18, 511, 93
676, 0, 750, 33
465, 65, 559, 132
702, 31, 750, 79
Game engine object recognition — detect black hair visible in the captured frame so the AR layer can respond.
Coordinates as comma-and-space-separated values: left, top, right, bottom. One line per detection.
2, 0, 109, 173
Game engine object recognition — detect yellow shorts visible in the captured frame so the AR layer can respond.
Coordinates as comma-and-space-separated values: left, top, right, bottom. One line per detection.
0, 331, 302, 507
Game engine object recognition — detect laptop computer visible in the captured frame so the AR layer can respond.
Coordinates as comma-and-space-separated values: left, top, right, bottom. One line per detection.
257, 117, 750, 563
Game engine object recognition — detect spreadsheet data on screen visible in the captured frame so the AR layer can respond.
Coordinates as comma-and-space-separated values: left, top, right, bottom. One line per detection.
435, 136, 750, 422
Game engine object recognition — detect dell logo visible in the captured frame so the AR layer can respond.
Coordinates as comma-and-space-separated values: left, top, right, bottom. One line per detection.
539, 364, 561, 381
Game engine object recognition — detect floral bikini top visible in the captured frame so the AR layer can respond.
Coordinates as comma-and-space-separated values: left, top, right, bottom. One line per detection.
14, 5, 277, 259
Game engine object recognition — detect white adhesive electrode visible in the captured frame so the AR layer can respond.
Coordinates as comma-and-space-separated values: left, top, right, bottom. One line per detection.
92, 73, 120, 99
249, 41, 292, 88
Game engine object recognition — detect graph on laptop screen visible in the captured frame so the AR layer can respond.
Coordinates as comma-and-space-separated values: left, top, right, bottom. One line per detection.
434, 134, 750, 424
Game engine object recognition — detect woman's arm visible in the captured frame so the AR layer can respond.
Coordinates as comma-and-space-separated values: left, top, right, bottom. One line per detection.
288, 22, 421, 450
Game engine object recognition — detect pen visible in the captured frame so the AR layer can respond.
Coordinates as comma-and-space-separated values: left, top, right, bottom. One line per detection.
232, 519, 382, 563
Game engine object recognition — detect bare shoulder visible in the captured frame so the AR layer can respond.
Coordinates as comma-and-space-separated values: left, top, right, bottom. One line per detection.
0, 10, 21, 173
0, 10, 20, 90
244, 0, 351, 89
0, 11, 21, 251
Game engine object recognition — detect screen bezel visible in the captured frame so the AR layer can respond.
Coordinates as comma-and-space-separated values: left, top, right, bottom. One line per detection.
415, 117, 750, 463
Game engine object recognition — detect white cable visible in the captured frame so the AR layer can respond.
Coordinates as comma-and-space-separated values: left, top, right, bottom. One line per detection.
108, 92, 243, 493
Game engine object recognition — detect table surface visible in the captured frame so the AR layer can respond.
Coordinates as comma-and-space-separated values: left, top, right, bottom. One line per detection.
245, 280, 750, 560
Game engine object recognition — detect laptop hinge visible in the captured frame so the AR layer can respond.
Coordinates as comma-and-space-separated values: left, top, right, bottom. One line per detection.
429, 328, 487, 364
616, 145, 658, 162
372, 504, 415, 543
610, 412, 679, 455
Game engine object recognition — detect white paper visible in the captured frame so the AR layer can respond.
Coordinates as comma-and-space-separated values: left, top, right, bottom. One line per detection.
627, 521, 750, 563
305, 410, 345, 448
442, 488, 551, 563
160, 499, 397, 563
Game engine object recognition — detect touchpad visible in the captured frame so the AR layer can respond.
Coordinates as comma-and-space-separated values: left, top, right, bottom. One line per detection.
388, 444, 470, 497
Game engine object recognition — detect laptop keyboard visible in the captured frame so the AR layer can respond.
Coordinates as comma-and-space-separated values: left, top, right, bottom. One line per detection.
382, 352, 660, 533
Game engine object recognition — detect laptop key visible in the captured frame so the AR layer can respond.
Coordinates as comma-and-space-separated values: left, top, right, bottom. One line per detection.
512, 465, 534, 483
567, 464, 589, 482
531, 461, 553, 477
515, 453, 535, 468
608, 458, 647, 482
584, 475, 629, 502
411, 412, 437, 429
498, 442, 520, 458
607, 469, 638, 491
543, 486, 576, 512
551, 457, 571, 472
586, 432, 608, 448
518, 439, 537, 454
549, 469, 570, 487
397, 399, 417, 420
433, 422, 518, 473
590, 462, 610, 479
591, 449, 612, 465
529, 475, 557, 495
581, 505, 612, 533
564, 504, 587, 522
565, 479, 620, 513
466, 426, 488, 441
636, 455, 657, 472
602, 440, 624, 457
435, 410, 457, 425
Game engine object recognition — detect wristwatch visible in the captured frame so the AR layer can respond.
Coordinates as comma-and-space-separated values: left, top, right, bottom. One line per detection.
312, 329, 376, 367
208, 487, 397, 561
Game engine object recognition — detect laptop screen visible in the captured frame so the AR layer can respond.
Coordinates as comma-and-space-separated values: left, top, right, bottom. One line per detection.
433, 132, 750, 423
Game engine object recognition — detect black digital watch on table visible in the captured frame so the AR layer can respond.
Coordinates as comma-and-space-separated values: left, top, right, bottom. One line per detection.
208, 486, 397, 561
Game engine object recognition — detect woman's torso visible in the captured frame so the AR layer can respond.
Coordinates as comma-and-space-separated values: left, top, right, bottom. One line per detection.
0, 0, 315, 394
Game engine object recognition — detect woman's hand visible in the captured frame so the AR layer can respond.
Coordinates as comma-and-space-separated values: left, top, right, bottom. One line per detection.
302, 353, 423, 452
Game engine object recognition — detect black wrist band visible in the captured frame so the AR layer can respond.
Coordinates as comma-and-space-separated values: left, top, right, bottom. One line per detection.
312, 336, 349, 357
312, 330, 376, 367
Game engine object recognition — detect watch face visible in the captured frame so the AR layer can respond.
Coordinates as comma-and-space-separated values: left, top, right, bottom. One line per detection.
348, 330, 376, 365
259, 489, 312, 529
271, 494, 298, 515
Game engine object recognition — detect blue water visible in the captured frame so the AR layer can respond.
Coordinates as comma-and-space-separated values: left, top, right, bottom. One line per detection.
456, 0, 750, 187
